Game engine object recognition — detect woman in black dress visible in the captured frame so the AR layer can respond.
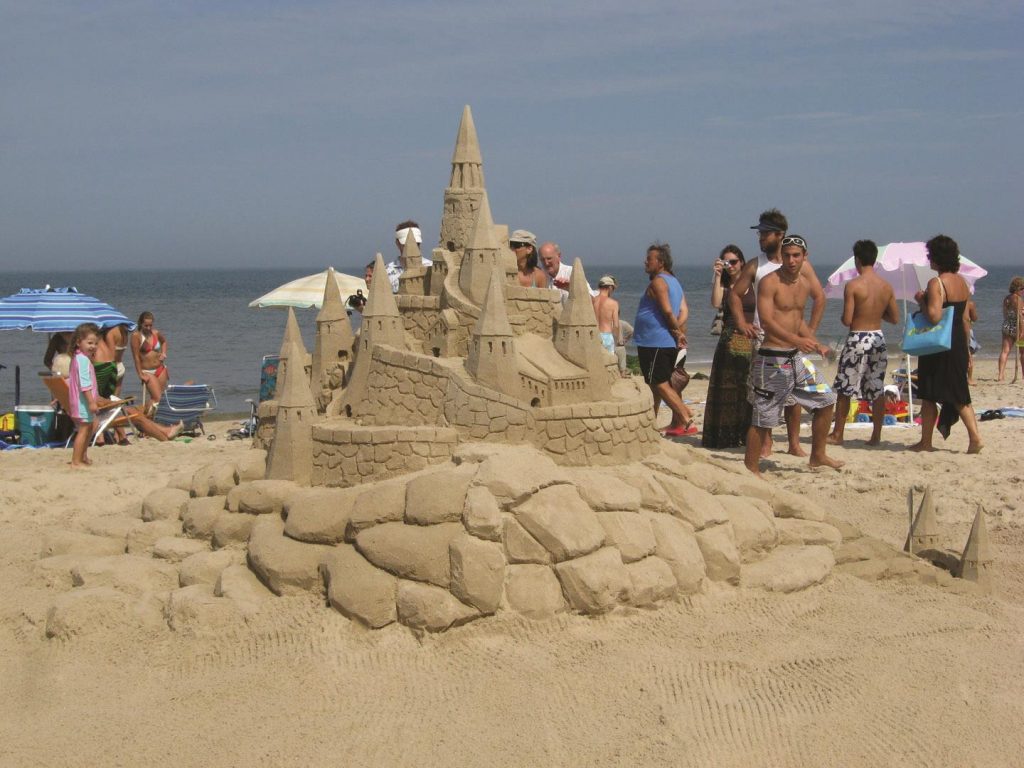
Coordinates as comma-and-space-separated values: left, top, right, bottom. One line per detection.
702, 245, 755, 448
909, 235, 983, 454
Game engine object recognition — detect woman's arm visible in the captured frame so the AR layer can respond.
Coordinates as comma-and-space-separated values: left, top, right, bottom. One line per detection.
157, 331, 168, 361
711, 262, 724, 309
130, 331, 147, 380
919, 277, 945, 324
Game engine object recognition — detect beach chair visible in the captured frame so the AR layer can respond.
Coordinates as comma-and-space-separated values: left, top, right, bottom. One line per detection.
152, 384, 216, 435
42, 376, 135, 447
230, 355, 277, 441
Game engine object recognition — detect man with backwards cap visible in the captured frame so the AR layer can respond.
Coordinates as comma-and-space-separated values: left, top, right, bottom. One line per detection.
727, 208, 826, 458
385, 220, 433, 293
509, 229, 547, 288
593, 274, 621, 355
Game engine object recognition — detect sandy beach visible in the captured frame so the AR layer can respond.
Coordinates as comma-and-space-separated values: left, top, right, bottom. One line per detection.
1, 357, 1022, 767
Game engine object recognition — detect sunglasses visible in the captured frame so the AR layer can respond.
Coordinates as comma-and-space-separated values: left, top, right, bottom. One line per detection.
723, 259, 741, 266
509, 242, 527, 249
781, 236, 807, 249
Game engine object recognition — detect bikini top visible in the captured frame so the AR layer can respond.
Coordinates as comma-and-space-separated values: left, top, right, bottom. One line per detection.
140, 331, 162, 354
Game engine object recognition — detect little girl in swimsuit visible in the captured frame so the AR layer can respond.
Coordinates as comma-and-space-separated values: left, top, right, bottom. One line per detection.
68, 323, 100, 468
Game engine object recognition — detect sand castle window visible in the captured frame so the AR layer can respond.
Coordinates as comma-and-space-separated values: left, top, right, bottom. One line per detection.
488, 341, 493, 353
531, 397, 540, 407
344, 405, 352, 417
432, 347, 440, 357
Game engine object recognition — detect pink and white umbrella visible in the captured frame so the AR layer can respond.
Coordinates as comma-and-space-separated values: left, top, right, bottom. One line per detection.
824, 241, 987, 300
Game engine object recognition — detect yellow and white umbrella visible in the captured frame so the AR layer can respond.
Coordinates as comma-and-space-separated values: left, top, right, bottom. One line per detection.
249, 268, 368, 309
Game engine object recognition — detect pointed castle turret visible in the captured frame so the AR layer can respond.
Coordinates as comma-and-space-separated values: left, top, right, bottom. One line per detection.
439, 105, 485, 255
274, 307, 308, 400
458, 191, 507, 306
398, 230, 427, 296
266, 336, 317, 485
466, 267, 516, 397
340, 253, 406, 413
553, 259, 611, 399
311, 268, 355, 406
904, 487, 939, 554
957, 507, 992, 586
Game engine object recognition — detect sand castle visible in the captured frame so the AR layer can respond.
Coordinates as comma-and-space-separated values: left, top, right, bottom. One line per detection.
43, 106, 985, 638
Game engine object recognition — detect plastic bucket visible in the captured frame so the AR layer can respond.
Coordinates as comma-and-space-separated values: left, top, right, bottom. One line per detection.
15, 405, 55, 447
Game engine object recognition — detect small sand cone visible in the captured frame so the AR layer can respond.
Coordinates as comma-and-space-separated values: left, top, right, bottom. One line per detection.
904, 487, 939, 554
957, 507, 992, 586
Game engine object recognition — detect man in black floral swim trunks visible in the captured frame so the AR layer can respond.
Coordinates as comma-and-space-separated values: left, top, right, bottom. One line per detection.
827, 240, 899, 447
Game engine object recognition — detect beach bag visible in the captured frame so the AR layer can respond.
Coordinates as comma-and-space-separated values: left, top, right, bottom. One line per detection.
902, 279, 953, 356
670, 365, 690, 394
710, 309, 723, 336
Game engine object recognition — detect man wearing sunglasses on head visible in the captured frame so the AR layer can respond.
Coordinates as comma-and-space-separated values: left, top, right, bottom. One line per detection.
727, 209, 826, 458
745, 234, 843, 476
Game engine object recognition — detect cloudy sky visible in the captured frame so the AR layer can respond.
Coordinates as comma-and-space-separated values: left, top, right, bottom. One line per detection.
2, 0, 1021, 271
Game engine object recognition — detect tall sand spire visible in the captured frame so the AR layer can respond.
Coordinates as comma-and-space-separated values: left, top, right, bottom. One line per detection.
904, 487, 939, 554
312, 267, 354, 405
274, 307, 308, 400
467, 267, 515, 396
266, 336, 316, 485
459, 191, 504, 305
553, 259, 611, 399
440, 106, 486, 254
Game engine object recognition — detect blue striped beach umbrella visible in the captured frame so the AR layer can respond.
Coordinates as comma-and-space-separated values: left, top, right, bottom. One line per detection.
0, 287, 136, 332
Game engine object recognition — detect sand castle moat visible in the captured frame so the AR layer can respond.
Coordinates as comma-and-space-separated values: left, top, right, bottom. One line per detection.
34, 107, 990, 638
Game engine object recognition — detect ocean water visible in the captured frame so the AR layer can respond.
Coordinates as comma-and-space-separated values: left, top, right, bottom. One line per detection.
0, 263, 1019, 415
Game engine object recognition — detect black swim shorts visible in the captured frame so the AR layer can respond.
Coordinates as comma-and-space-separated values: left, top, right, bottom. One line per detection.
637, 346, 677, 386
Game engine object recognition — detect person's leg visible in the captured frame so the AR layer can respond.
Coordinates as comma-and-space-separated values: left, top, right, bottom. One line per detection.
654, 381, 691, 431
128, 409, 182, 441
71, 420, 92, 467
909, 400, 938, 451
997, 335, 1010, 380
827, 394, 850, 445
1015, 344, 1024, 384
957, 403, 983, 454
968, 351, 975, 385
868, 395, 885, 445
785, 404, 806, 456
744, 426, 769, 476
809, 406, 844, 469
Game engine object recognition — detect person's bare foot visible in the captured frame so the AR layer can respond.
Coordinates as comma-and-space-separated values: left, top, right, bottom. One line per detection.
907, 442, 934, 452
787, 445, 808, 458
168, 421, 184, 439
809, 455, 844, 470
967, 441, 983, 454
866, 437, 881, 446
744, 459, 762, 477
826, 433, 843, 446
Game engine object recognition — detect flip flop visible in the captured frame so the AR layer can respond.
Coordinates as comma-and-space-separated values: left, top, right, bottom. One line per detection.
663, 424, 699, 437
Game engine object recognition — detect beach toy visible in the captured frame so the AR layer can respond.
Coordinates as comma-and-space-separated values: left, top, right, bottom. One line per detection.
884, 415, 897, 425
856, 413, 871, 423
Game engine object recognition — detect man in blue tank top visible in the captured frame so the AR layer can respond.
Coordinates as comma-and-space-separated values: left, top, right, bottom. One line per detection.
634, 243, 695, 437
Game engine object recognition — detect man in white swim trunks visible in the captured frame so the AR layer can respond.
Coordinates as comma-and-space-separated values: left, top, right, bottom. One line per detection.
593, 274, 620, 355
828, 239, 899, 446
728, 208, 826, 458
745, 235, 843, 476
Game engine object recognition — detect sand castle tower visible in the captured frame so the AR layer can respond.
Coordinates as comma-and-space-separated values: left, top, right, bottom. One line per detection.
340, 253, 405, 412
466, 267, 517, 397
905, 487, 939, 555
553, 259, 612, 400
439, 105, 485, 255
957, 507, 992, 585
311, 268, 354, 407
266, 337, 317, 485
398, 231, 428, 297
458, 192, 508, 306
274, 307, 308, 399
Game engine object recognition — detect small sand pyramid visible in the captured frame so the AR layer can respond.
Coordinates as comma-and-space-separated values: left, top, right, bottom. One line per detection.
459, 191, 503, 305
467, 267, 515, 395
553, 258, 610, 400
904, 487, 939, 554
957, 507, 992, 585
398, 230, 427, 296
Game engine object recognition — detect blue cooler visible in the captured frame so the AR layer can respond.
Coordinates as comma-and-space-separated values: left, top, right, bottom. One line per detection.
15, 405, 56, 447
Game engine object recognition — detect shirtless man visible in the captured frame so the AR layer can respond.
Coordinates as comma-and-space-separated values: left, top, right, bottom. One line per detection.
728, 209, 826, 457
593, 275, 621, 355
95, 324, 132, 443
827, 240, 899, 446
745, 235, 842, 476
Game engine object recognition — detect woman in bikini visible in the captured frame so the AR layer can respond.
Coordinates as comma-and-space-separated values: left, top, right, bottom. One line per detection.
131, 311, 169, 408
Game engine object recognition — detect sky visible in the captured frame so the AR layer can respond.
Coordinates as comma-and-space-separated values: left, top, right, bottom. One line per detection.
2, 0, 1022, 273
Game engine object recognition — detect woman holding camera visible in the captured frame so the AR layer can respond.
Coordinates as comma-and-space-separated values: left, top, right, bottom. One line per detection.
702, 245, 755, 448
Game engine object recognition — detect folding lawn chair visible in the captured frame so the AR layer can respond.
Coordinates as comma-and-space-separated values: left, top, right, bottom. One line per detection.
152, 384, 217, 435
42, 376, 135, 447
